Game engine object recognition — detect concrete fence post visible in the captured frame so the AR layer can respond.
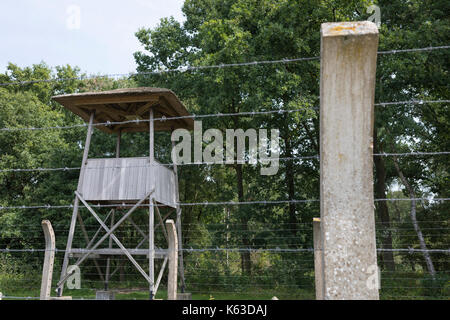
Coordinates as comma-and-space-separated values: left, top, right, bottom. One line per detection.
313, 218, 324, 300
320, 21, 379, 299
166, 219, 178, 300
40, 220, 56, 300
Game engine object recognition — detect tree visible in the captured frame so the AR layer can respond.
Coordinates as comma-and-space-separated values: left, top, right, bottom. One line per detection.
133, 0, 376, 274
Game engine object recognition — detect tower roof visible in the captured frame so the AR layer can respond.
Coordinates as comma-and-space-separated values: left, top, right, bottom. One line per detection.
52, 87, 194, 133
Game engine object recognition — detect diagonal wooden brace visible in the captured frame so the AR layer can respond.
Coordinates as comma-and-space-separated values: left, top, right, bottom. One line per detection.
57, 190, 154, 287
76, 192, 152, 283
154, 199, 168, 243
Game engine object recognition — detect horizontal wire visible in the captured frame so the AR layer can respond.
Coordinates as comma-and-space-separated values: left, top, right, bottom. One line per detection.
374, 151, 450, 157
0, 107, 315, 132
0, 248, 448, 253
0, 56, 320, 87
3, 275, 447, 282
1, 243, 448, 250
0, 226, 446, 233
3, 151, 450, 173
0, 45, 448, 87
374, 99, 450, 107
377, 45, 450, 55
0, 98, 448, 133
181, 220, 450, 226
0, 155, 321, 173
3, 220, 447, 227
1, 197, 449, 210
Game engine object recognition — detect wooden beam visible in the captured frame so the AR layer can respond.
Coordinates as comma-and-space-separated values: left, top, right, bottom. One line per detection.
69, 248, 168, 258
154, 199, 168, 243
116, 130, 121, 158
82, 104, 129, 118
136, 101, 159, 116
69, 95, 159, 106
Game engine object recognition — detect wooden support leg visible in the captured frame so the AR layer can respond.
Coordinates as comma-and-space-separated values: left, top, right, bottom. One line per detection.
105, 210, 115, 290
57, 196, 79, 296
149, 198, 155, 299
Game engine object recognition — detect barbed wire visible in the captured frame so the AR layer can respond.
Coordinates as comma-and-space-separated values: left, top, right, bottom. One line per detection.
4, 226, 447, 234
0, 107, 316, 132
3, 220, 447, 227
0, 98, 448, 133
374, 99, 450, 107
0, 155, 320, 173
377, 45, 450, 55
0, 247, 448, 253
0, 45, 448, 87
0, 197, 449, 210
2, 151, 449, 173
0, 197, 449, 211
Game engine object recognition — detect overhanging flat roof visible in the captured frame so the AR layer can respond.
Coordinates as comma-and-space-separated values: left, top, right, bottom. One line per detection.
52, 87, 194, 133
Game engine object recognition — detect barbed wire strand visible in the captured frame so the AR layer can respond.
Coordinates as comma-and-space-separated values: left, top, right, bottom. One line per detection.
0, 247, 448, 253
2, 151, 450, 173
0, 45, 448, 87
0, 99, 448, 133
0, 197, 449, 210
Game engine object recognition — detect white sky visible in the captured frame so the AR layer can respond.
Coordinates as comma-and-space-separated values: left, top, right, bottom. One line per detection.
0, 0, 185, 75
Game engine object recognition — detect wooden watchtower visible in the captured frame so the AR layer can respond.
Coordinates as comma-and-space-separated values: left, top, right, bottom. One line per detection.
52, 87, 193, 299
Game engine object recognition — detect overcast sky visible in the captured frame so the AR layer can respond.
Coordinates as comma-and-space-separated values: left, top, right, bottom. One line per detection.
0, 0, 185, 75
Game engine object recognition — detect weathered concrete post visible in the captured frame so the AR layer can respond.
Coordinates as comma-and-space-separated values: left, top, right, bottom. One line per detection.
320, 21, 379, 300
40, 220, 55, 300
313, 218, 324, 300
166, 219, 178, 300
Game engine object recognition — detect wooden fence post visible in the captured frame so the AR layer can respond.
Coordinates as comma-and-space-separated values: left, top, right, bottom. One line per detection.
166, 219, 178, 300
313, 218, 324, 300
40, 220, 55, 300
320, 21, 379, 299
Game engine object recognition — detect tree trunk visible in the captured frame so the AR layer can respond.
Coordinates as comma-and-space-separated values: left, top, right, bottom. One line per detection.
283, 134, 297, 240
392, 156, 436, 279
373, 129, 395, 271
235, 163, 251, 275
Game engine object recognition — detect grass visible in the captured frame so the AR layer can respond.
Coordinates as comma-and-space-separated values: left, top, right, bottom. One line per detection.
1, 286, 315, 300
1, 269, 447, 300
